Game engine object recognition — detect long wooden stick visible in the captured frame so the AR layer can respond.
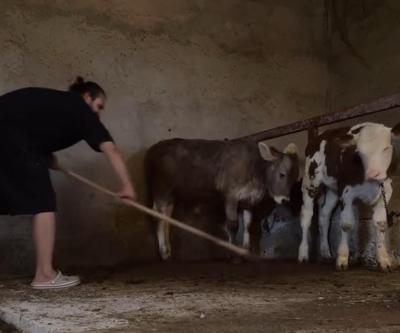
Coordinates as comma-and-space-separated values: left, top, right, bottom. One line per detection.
61, 168, 250, 258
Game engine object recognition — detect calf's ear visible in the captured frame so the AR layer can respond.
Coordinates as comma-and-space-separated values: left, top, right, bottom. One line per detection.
284, 143, 299, 156
337, 134, 355, 148
258, 142, 279, 161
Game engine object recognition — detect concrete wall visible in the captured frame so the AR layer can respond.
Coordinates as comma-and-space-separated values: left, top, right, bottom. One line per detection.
0, 0, 329, 274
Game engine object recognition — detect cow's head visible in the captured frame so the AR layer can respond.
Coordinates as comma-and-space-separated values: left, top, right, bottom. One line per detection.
349, 122, 397, 181
258, 142, 300, 204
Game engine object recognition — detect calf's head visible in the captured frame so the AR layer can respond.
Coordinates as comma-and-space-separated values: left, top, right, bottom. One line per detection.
258, 142, 300, 204
351, 123, 399, 181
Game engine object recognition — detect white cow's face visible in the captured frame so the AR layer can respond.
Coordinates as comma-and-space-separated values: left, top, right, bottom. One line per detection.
354, 123, 393, 181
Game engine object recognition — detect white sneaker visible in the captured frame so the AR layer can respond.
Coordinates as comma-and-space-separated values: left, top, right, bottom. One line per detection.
31, 270, 80, 290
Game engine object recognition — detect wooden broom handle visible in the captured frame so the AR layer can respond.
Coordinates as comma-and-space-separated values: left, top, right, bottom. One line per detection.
61, 168, 251, 258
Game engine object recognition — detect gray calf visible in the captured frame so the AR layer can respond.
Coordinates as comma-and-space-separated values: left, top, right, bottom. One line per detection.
146, 138, 299, 260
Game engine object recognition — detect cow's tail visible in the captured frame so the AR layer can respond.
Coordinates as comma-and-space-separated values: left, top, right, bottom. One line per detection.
144, 148, 155, 211
144, 146, 162, 245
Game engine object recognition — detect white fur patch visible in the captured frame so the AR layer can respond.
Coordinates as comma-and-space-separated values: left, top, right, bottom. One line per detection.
235, 185, 263, 204
242, 210, 252, 249
273, 196, 289, 204
350, 123, 393, 181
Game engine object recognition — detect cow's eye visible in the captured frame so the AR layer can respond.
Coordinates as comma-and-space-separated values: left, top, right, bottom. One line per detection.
279, 172, 285, 178
383, 146, 391, 152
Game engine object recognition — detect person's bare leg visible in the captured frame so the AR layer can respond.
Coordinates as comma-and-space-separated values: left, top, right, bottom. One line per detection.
32, 212, 57, 283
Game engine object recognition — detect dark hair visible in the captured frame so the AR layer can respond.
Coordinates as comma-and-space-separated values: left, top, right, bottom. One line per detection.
68, 76, 106, 99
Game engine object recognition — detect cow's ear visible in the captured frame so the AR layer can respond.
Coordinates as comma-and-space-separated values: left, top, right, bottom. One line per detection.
337, 134, 355, 148
258, 142, 279, 161
284, 143, 299, 156
392, 123, 400, 139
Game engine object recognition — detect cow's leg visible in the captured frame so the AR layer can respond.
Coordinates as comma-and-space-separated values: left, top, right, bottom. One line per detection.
225, 199, 242, 262
242, 209, 252, 250
224, 199, 239, 244
318, 189, 338, 260
154, 200, 174, 261
336, 197, 355, 271
298, 189, 315, 263
372, 180, 393, 271
248, 210, 262, 255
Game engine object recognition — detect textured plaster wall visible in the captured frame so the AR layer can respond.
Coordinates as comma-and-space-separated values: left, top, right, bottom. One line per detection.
0, 0, 328, 274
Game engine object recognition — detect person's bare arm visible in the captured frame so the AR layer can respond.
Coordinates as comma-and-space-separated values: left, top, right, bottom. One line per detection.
100, 141, 137, 200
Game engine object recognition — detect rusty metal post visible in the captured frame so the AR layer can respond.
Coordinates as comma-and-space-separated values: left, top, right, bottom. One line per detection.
307, 127, 319, 142
238, 93, 400, 142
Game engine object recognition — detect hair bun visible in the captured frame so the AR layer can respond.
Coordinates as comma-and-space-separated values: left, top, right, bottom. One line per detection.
75, 76, 85, 84
68, 76, 106, 98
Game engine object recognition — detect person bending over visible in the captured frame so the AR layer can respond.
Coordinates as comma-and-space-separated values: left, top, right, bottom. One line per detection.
0, 77, 136, 289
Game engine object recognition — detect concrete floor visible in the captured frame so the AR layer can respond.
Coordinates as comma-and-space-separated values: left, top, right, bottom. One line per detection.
1, 261, 400, 333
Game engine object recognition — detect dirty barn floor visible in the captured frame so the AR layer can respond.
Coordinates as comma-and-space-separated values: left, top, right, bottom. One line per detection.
1, 261, 400, 333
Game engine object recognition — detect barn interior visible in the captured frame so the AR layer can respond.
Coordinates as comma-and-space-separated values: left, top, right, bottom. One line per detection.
1, 1, 400, 332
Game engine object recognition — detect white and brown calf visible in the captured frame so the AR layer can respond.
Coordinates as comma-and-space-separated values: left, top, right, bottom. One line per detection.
298, 122, 400, 271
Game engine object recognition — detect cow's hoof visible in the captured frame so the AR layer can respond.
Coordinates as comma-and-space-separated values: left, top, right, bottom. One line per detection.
319, 247, 332, 261
160, 254, 171, 261
380, 265, 393, 273
298, 256, 309, 264
336, 257, 348, 271
160, 248, 172, 261
379, 259, 393, 273
298, 243, 309, 263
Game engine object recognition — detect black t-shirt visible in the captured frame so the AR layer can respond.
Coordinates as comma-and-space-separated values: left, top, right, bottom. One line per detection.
0, 87, 113, 154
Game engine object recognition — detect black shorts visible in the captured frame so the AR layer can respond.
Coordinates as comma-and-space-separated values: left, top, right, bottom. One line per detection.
0, 140, 56, 215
